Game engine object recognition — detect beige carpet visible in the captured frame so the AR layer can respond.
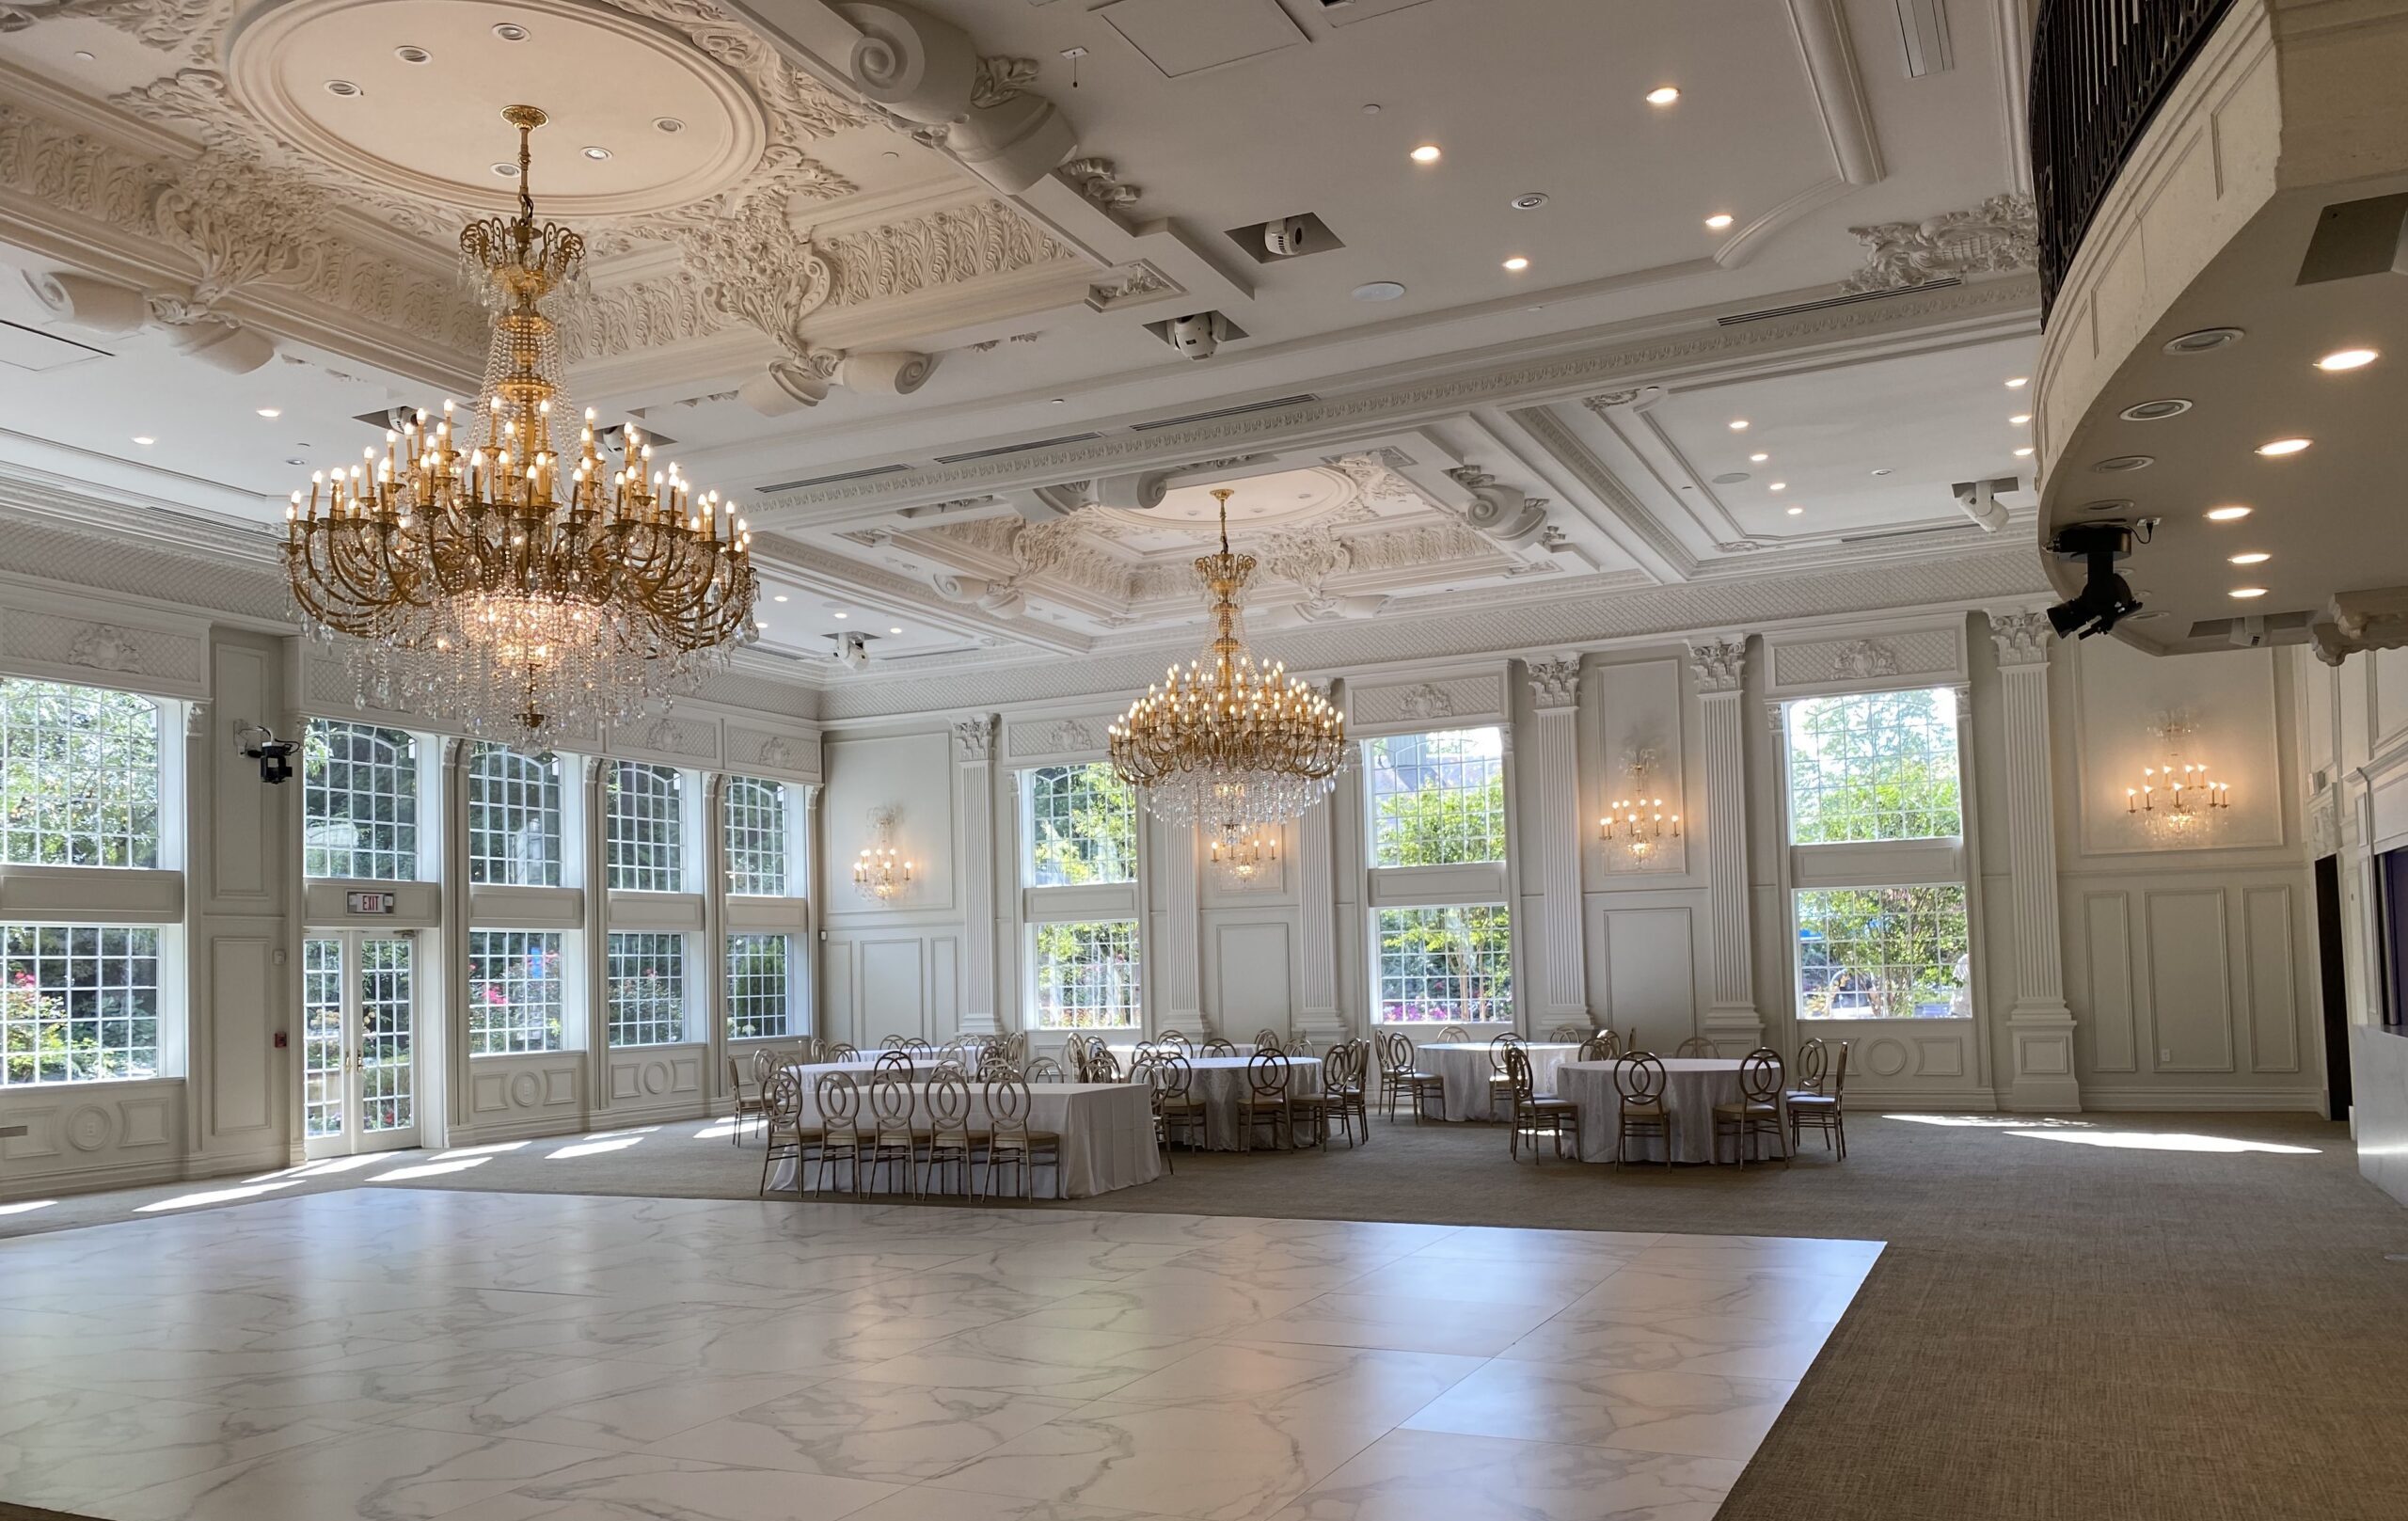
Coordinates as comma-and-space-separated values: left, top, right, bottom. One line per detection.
6, 1108, 2406, 1520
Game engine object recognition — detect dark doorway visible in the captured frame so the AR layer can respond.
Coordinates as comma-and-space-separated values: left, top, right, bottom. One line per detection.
2314, 853, 2351, 1119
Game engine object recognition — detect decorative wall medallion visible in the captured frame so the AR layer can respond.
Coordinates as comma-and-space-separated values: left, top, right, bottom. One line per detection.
1828, 639, 1900, 680
1840, 193, 2037, 294
67, 622, 143, 673
1396, 683, 1455, 721
1045, 717, 1097, 752
64, 1103, 113, 1152
508, 1069, 544, 1108
642, 1060, 671, 1097
757, 734, 798, 770
1864, 1037, 1911, 1078
643, 717, 683, 753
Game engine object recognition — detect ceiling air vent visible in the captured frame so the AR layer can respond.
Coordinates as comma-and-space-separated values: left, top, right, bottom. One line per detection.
753, 463, 911, 493
1131, 394, 1318, 431
1716, 278, 1960, 325
931, 432, 1103, 466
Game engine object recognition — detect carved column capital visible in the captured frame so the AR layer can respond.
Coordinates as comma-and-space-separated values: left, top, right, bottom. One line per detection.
952, 714, 996, 763
1987, 609, 2054, 668
1687, 636, 1749, 693
1524, 654, 1581, 710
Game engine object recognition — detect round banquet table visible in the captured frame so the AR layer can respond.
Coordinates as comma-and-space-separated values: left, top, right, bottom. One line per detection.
1554, 1057, 1791, 1165
1416, 1041, 1579, 1122
1105, 1047, 1323, 1151
770, 1069, 1160, 1197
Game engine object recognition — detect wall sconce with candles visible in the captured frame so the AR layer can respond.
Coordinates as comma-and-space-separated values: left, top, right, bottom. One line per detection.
1210, 829, 1280, 881
1599, 797, 1682, 862
2125, 715, 2230, 844
852, 807, 914, 903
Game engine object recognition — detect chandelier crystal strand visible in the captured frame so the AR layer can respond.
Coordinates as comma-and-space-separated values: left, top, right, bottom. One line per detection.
1109, 489, 1347, 845
282, 105, 756, 750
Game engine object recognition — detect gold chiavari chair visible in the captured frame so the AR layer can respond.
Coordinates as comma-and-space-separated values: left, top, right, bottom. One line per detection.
880, 1034, 908, 1051
757, 1069, 811, 1194
1613, 1052, 1672, 1168
1200, 1036, 1238, 1056
1674, 1036, 1718, 1058
1435, 1023, 1472, 1043
1157, 1028, 1193, 1051
1485, 1030, 1526, 1121
979, 1076, 1059, 1201
874, 1048, 913, 1075
1376, 1029, 1443, 1122
1023, 1054, 1067, 1083
1153, 1050, 1206, 1155
1788, 1039, 1849, 1158
1085, 1043, 1122, 1082
827, 1041, 861, 1064
1546, 1024, 1590, 1043
864, 1072, 920, 1194
1713, 1047, 1789, 1168
1323, 1039, 1371, 1147
923, 1074, 978, 1196
729, 1050, 769, 1147
1237, 1049, 1298, 1151
1577, 1030, 1622, 1063
1505, 1043, 1576, 1163
812, 1071, 865, 1195
1252, 1027, 1286, 1054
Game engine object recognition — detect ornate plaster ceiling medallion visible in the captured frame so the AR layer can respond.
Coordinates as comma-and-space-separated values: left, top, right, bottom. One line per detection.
225, 0, 768, 217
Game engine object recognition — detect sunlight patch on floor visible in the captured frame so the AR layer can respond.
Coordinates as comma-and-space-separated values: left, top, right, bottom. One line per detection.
0, 1198, 56, 1216
2008, 1129, 2320, 1155
548, 1134, 648, 1159
371, 1155, 495, 1181
431, 1141, 531, 1160
1883, 1115, 2094, 1128
135, 1180, 304, 1212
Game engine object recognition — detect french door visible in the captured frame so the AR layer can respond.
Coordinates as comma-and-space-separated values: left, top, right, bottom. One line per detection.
301, 931, 420, 1157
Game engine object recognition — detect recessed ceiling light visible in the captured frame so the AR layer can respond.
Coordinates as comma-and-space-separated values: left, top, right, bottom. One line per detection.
2118, 398, 2192, 421
889, 626, 903, 635
492, 162, 519, 178
1749, 452, 1768, 463
1361, 103, 1382, 116
2091, 454, 2153, 472
1728, 420, 1750, 432
2164, 326, 2243, 355
1768, 482, 1786, 491
653, 117, 685, 135
131, 436, 153, 446
2256, 437, 2311, 455
1352, 280, 1407, 302
581, 146, 611, 162
1049, 397, 1066, 404
324, 79, 361, 97
1510, 192, 1548, 211
772, 594, 788, 603
1409, 144, 1442, 164
2005, 376, 2030, 388
2205, 505, 2252, 521
71, 49, 93, 61
394, 44, 431, 64
1786, 506, 1804, 515
1869, 467, 1893, 477
492, 22, 529, 40
256, 407, 280, 419
2010, 413, 2032, 425
2228, 552, 2272, 564
832, 611, 848, 620
753, 619, 768, 629
1704, 213, 1734, 230
2229, 587, 2269, 599
1645, 86, 1681, 105
1501, 256, 1529, 271
2317, 347, 2378, 372
2013, 447, 2034, 457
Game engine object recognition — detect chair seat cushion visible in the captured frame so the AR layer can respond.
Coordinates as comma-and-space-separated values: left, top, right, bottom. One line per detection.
1714, 1101, 1780, 1117
1620, 1098, 1666, 1115
1788, 1094, 1838, 1111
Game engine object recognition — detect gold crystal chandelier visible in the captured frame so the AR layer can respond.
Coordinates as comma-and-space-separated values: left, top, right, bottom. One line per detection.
1109, 489, 1346, 842
283, 105, 755, 747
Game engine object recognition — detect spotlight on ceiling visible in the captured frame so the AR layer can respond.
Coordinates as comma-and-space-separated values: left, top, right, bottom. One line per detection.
1645, 86, 1681, 105
2045, 523, 2142, 640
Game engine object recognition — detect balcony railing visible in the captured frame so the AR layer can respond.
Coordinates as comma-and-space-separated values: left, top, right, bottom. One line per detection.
2031, 0, 2238, 314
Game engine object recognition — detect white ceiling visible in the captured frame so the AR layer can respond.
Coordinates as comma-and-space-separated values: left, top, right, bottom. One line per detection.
0, 0, 2054, 690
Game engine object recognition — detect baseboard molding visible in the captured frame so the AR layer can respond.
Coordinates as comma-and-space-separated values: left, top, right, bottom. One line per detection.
0, 1144, 291, 1204
1849, 1090, 1999, 1112
2077, 1086, 2328, 1113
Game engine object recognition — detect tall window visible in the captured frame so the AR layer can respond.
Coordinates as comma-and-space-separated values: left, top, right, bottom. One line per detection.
1032, 920, 1141, 1029
467, 930, 564, 1054
1782, 686, 1971, 1021
1026, 763, 1136, 885
1376, 906, 1513, 1023
468, 745, 562, 887
0, 678, 161, 868
727, 932, 793, 1040
1367, 728, 1506, 865
723, 777, 790, 895
1787, 689, 1962, 843
607, 762, 685, 892
3, 924, 161, 1085
606, 932, 688, 1047
303, 720, 419, 880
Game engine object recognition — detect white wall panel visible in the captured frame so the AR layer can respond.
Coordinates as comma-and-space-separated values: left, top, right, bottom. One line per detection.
2145, 890, 2236, 1072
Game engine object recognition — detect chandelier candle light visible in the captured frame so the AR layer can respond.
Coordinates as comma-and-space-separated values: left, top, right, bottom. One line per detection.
2126, 764, 2229, 821
1599, 798, 1681, 858
283, 106, 755, 748
1210, 829, 1281, 880
853, 809, 913, 903
1109, 488, 1347, 845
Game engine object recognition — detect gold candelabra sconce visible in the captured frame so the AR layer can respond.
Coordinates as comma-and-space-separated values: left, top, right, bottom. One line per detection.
1599, 797, 1682, 862
852, 808, 914, 903
2125, 715, 2230, 844
1210, 829, 1281, 881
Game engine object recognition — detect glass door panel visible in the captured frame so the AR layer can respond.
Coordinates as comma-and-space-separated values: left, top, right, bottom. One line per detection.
302, 937, 346, 1143
357, 938, 414, 1137
301, 930, 420, 1156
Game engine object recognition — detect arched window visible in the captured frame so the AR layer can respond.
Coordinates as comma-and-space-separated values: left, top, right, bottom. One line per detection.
0, 678, 161, 868
302, 720, 419, 880
607, 761, 685, 892
467, 744, 562, 887
722, 776, 789, 896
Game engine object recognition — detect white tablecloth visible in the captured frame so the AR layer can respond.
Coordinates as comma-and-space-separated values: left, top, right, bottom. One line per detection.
769, 1072, 1160, 1197
1418, 1042, 1579, 1122
1556, 1058, 1791, 1164
1107, 1050, 1324, 1150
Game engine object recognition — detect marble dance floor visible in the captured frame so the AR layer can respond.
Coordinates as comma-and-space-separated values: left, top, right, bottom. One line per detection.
0, 1189, 1879, 1521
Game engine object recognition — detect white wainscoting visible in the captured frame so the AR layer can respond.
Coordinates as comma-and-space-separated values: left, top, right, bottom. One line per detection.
822, 928, 961, 1047
604, 1044, 707, 1122
1205, 917, 1296, 1038
1796, 1020, 1989, 1107
0, 1078, 188, 1197
1583, 895, 1703, 1041
465, 1053, 588, 1141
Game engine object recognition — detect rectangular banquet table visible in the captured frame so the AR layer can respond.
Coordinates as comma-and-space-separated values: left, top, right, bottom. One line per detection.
1553, 1057, 1791, 1164
1416, 1041, 1579, 1122
1106, 1048, 1324, 1151
769, 1070, 1161, 1197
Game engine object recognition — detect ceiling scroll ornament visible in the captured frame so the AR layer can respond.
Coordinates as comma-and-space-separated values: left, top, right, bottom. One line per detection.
972, 55, 1040, 109
1085, 262, 1177, 311
1060, 156, 1140, 209
1840, 193, 2036, 293
0, 0, 224, 55
1446, 465, 1549, 547
757, 734, 800, 770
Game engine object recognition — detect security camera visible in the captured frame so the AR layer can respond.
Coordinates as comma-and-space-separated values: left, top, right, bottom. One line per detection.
235, 723, 297, 784
831, 631, 872, 672
1168, 312, 1225, 360
1950, 478, 2015, 534
1262, 216, 1309, 257
2044, 523, 2142, 640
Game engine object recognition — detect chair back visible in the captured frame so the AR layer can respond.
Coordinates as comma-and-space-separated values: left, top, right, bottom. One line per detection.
1792, 1037, 1829, 1094
1322, 1040, 1359, 1091
1158, 1028, 1192, 1050
868, 1072, 913, 1139
815, 1069, 861, 1132
927, 1073, 971, 1142
1024, 1054, 1067, 1083
1436, 1023, 1471, 1043
747, 1047, 776, 1085
1284, 1036, 1316, 1057
1155, 1050, 1194, 1103
1547, 1024, 1589, 1043
1674, 1036, 1717, 1058
764, 1067, 803, 1121
931, 1056, 967, 1082
1086, 1044, 1122, 1083
880, 1034, 907, 1051
1738, 1046, 1783, 1103
1377, 1029, 1416, 1075
1253, 1027, 1285, 1054
1612, 1052, 1668, 1105
984, 1076, 1033, 1149
875, 1049, 912, 1074
1245, 1049, 1291, 1100
1201, 1036, 1238, 1056
1578, 1030, 1621, 1062
902, 1036, 933, 1057
828, 1041, 860, 1063
1829, 1040, 1850, 1097
1502, 1043, 1537, 1102
729, 1055, 752, 1096
1488, 1033, 1524, 1074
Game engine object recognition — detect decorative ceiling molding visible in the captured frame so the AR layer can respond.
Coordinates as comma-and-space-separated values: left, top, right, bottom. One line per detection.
1841, 193, 2037, 294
